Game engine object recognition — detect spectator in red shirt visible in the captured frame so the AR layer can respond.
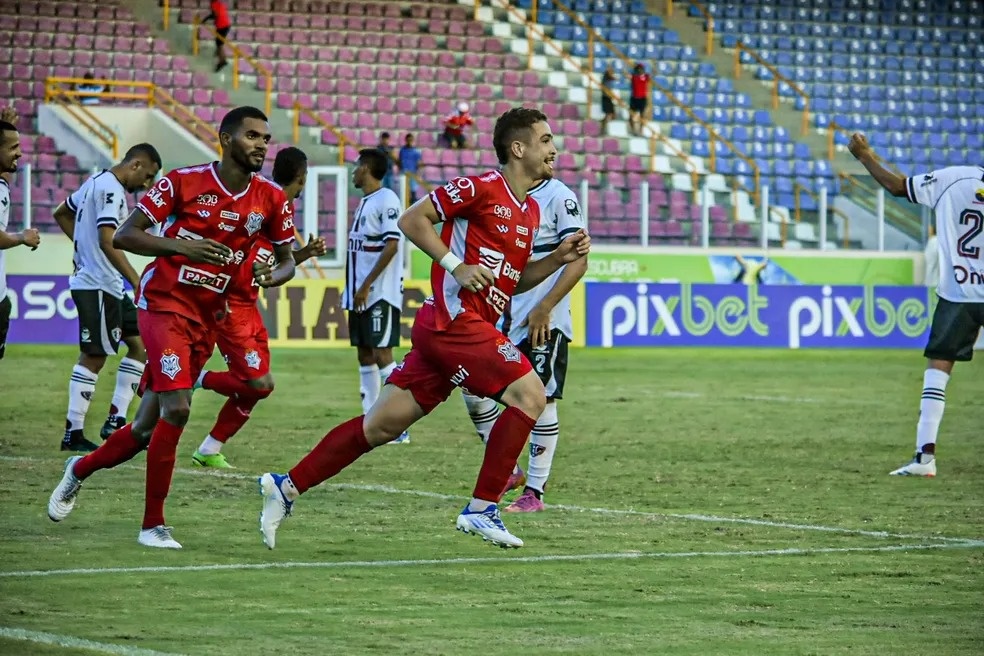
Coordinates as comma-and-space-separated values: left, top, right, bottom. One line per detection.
202, 0, 233, 73
628, 63, 651, 136
442, 102, 474, 149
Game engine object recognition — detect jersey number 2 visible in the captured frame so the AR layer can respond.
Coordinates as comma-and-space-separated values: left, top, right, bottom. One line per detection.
957, 209, 983, 259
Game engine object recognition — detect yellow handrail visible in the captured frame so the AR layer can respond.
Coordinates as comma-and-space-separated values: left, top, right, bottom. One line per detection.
794, 181, 850, 248
162, 0, 170, 30
292, 103, 349, 167
192, 16, 273, 117
734, 43, 810, 136
679, 0, 715, 55
542, 0, 761, 203
50, 96, 119, 159
152, 86, 221, 152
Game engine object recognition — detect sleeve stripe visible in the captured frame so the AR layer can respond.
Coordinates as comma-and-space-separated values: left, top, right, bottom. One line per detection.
429, 191, 448, 222
136, 204, 160, 224
65, 197, 78, 212
557, 226, 581, 238
270, 237, 295, 245
905, 176, 917, 204
96, 217, 118, 228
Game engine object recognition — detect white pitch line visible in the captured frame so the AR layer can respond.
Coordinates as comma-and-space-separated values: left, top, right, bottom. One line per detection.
1, 542, 981, 580
0, 627, 185, 656
2, 455, 981, 545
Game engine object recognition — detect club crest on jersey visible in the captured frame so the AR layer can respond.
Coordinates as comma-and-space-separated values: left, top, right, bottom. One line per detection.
564, 198, 581, 217
160, 349, 181, 380
245, 349, 261, 370
245, 211, 264, 235
496, 339, 522, 363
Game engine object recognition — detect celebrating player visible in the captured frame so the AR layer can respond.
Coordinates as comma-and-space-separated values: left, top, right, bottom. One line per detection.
462, 176, 587, 512
343, 148, 408, 444
258, 107, 590, 550
51, 144, 162, 452
47, 107, 296, 549
848, 132, 984, 477
191, 146, 326, 468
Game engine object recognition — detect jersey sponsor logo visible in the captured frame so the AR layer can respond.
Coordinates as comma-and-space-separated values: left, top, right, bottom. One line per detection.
282, 201, 291, 216
478, 246, 504, 276
493, 204, 513, 220
564, 198, 581, 217
516, 225, 529, 236
496, 225, 509, 233
502, 261, 522, 282
198, 210, 211, 218
486, 285, 509, 314
479, 171, 499, 183
232, 250, 246, 264
515, 239, 527, 249
496, 338, 522, 363
176, 227, 203, 240
442, 177, 476, 205
953, 265, 984, 285
160, 348, 182, 380
245, 349, 261, 370
145, 186, 167, 208
220, 210, 240, 221
282, 216, 294, 231
450, 364, 469, 386
919, 174, 936, 188
218, 223, 236, 232
177, 265, 231, 293
197, 193, 219, 206
245, 211, 264, 236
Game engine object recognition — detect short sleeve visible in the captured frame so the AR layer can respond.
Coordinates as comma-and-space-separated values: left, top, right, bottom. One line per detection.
93, 177, 122, 229
429, 175, 484, 223
380, 192, 403, 241
554, 187, 585, 239
262, 190, 296, 246
905, 169, 950, 208
65, 183, 85, 214
137, 172, 180, 224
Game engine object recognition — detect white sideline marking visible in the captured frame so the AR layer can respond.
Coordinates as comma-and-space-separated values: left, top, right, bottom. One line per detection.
0, 627, 184, 655
2, 455, 979, 545
1, 542, 981, 580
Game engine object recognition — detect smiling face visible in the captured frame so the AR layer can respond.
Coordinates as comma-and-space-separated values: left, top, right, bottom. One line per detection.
223, 117, 271, 174
522, 120, 557, 181
0, 127, 22, 174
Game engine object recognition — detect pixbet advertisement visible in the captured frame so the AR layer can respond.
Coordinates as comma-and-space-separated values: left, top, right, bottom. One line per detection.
585, 282, 938, 349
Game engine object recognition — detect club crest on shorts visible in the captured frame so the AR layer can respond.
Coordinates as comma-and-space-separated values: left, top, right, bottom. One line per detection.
245, 211, 264, 236
160, 349, 181, 380
80, 327, 91, 342
496, 339, 522, 363
111, 327, 122, 343
245, 349, 261, 370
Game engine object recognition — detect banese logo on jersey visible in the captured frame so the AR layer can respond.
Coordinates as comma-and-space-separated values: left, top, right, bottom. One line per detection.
478, 247, 522, 283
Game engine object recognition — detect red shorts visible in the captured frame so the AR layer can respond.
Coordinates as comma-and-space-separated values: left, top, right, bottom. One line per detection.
387, 302, 534, 414
138, 309, 215, 394
216, 302, 270, 380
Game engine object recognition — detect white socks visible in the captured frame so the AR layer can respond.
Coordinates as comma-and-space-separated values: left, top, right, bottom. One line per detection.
526, 402, 559, 494
67, 364, 98, 431
110, 357, 145, 419
463, 392, 501, 443
379, 362, 396, 385
197, 435, 224, 456
359, 364, 380, 414
916, 368, 949, 453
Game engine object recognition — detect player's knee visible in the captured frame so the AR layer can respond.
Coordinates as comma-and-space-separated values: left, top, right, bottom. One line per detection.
78, 354, 107, 374
160, 399, 191, 427
503, 376, 546, 420
248, 375, 274, 399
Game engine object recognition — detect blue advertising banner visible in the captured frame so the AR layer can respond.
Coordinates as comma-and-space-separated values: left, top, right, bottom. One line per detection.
585, 283, 936, 349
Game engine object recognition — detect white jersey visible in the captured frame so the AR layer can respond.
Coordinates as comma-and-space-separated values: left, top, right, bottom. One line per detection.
506, 178, 585, 342
67, 171, 129, 298
342, 187, 404, 311
906, 166, 984, 303
0, 178, 9, 300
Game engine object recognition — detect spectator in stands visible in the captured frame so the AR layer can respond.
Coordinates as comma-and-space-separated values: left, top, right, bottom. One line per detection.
441, 102, 474, 149
924, 224, 939, 287
202, 0, 232, 73
376, 132, 397, 191
76, 73, 105, 106
398, 133, 422, 202
628, 63, 651, 136
600, 64, 616, 134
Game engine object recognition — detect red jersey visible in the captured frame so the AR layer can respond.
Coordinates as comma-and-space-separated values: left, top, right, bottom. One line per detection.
211, 1, 232, 29
428, 170, 540, 330
227, 239, 274, 306
444, 113, 474, 137
135, 162, 294, 323
630, 73, 650, 99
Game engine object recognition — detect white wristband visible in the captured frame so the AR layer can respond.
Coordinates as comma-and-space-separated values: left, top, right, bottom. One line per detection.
439, 252, 463, 273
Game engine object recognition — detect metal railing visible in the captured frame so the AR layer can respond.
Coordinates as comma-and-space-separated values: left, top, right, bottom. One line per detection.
191, 17, 273, 117
733, 43, 810, 137
44, 79, 119, 158
794, 182, 849, 248
675, 0, 715, 54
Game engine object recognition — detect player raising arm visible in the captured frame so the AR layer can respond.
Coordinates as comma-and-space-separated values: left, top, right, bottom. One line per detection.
849, 132, 984, 477
257, 108, 590, 550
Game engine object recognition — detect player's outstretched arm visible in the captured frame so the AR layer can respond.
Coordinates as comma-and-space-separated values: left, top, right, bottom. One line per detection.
0, 227, 40, 251
521, 248, 589, 348
847, 133, 906, 197
114, 207, 233, 264
515, 229, 591, 294
292, 234, 326, 265
52, 202, 76, 240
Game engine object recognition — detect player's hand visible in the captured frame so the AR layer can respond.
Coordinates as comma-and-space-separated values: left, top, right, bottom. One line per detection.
21, 228, 40, 250
180, 238, 233, 265
300, 234, 327, 259
353, 286, 370, 312
521, 304, 552, 350
551, 229, 591, 264
847, 132, 872, 161
253, 260, 276, 287
453, 263, 495, 293
0, 107, 17, 125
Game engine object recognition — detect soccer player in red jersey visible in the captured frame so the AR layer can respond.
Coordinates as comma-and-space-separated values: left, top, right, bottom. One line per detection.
47, 107, 297, 549
258, 108, 591, 549
191, 147, 326, 468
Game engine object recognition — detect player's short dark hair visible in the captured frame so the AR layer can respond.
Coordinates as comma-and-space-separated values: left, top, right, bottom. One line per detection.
493, 107, 548, 165
272, 147, 308, 186
123, 143, 162, 169
358, 148, 389, 181
0, 121, 18, 142
218, 106, 268, 135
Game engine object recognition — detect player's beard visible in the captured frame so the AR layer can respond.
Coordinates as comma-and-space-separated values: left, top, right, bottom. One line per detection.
236, 149, 265, 173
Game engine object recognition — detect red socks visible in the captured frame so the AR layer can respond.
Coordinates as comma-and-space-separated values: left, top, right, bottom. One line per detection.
473, 406, 537, 502
142, 419, 184, 529
208, 396, 260, 442
289, 416, 372, 494
73, 424, 145, 480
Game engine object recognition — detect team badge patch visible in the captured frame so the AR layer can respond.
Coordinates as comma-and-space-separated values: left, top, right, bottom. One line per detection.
530, 443, 546, 458
564, 198, 580, 217
111, 327, 122, 343
160, 349, 182, 380
245, 349, 261, 370
496, 339, 522, 363
245, 211, 264, 236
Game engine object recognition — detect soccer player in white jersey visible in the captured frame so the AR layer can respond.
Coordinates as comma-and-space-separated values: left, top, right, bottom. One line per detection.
849, 133, 984, 477
342, 149, 409, 443
51, 144, 162, 451
462, 177, 587, 511
0, 113, 42, 361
